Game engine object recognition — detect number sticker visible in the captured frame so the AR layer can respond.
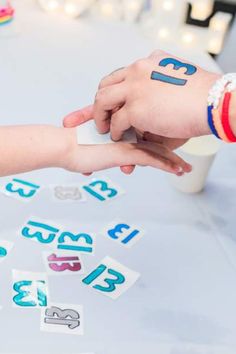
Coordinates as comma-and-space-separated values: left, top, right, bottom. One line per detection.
0, 240, 14, 262
53, 185, 85, 201
151, 57, 197, 86
57, 231, 95, 254
21, 218, 95, 254
82, 178, 124, 202
12, 270, 48, 308
101, 220, 145, 248
1, 178, 40, 201
82, 256, 140, 300
41, 303, 84, 335
42, 251, 85, 276
21, 219, 60, 244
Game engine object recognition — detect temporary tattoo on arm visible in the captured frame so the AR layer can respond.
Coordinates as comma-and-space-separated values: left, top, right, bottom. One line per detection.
151, 57, 197, 86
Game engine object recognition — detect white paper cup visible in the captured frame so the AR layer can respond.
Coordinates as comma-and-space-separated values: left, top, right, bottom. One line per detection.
169, 135, 221, 193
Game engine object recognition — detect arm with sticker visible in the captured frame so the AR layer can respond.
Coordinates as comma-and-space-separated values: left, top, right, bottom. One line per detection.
64, 50, 236, 149
0, 123, 189, 177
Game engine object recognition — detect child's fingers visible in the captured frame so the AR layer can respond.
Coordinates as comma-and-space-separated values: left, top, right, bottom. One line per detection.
120, 165, 136, 174
94, 84, 127, 134
63, 105, 94, 128
77, 143, 190, 175
141, 141, 192, 173
113, 144, 185, 175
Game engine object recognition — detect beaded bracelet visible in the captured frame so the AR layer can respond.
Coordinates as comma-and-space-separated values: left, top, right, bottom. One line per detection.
207, 73, 236, 143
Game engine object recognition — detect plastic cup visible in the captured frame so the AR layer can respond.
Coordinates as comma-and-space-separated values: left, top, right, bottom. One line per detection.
169, 135, 221, 193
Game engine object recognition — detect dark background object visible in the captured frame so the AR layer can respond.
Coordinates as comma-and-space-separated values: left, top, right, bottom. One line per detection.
186, 1, 236, 28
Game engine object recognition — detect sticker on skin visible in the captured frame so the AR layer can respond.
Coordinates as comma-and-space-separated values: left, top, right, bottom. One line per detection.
151, 57, 197, 87
101, 219, 145, 248
40, 303, 84, 335
0, 240, 14, 262
12, 270, 48, 308
51, 185, 86, 202
42, 250, 85, 276
81, 177, 125, 202
0, 177, 41, 201
82, 256, 140, 300
20, 217, 96, 255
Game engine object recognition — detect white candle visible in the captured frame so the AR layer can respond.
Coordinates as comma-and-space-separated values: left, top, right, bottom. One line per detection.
38, 0, 63, 12
123, 0, 145, 22
191, 0, 214, 21
208, 31, 225, 54
97, 0, 123, 20
64, 0, 94, 18
210, 11, 232, 32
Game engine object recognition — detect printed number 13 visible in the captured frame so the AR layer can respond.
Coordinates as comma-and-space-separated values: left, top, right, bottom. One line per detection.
151, 57, 197, 86
82, 264, 125, 292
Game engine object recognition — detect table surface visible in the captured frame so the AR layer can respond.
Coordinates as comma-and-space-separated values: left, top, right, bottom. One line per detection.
1, 1, 236, 354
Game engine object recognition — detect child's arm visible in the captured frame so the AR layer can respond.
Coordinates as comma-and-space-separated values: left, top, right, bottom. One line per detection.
0, 125, 191, 177
0, 125, 73, 176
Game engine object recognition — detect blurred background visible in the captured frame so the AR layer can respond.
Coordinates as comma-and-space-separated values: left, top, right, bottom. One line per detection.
1, 0, 235, 70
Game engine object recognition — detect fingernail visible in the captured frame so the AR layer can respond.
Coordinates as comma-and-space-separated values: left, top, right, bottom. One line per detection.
174, 166, 183, 173
185, 164, 192, 173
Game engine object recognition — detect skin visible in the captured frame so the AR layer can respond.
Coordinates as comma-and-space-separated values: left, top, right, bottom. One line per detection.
64, 49, 226, 174
0, 125, 191, 177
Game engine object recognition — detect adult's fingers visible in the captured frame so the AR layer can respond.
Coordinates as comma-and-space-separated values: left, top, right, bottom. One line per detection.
94, 83, 127, 134
63, 105, 94, 128
98, 67, 127, 89
110, 107, 131, 141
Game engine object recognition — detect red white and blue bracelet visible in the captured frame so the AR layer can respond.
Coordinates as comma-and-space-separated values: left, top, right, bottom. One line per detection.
207, 73, 236, 143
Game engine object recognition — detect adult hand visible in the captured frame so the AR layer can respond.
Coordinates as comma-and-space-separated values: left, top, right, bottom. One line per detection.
91, 49, 220, 141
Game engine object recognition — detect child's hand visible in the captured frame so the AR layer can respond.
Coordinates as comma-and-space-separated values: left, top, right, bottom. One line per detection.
63, 128, 191, 175
82, 49, 220, 141
63, 114, 191, 176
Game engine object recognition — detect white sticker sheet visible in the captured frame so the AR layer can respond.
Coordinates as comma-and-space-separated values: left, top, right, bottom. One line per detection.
82, 256, 140, 300
51, 185, 86, 202
76, 119, 137, 145
41, 302, 84, 335
42, 250, 85, 276
12, 270, 49, 308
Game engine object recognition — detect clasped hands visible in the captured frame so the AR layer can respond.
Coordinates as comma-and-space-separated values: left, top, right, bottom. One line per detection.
63, 50, 219, 176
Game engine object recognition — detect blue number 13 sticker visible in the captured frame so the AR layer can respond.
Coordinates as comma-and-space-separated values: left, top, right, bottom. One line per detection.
5, 178, 40, 199
12, 270, 48, 308
82, 256, 140, 300
151, 57, 197, 86
82, 179, 124, 202
103, 220, 145, 247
